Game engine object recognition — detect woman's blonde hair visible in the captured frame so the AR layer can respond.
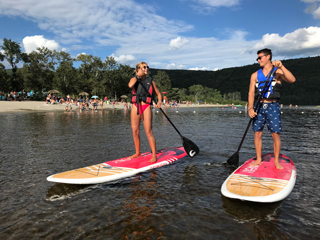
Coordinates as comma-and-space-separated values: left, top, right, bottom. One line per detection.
135, 62, 148, 73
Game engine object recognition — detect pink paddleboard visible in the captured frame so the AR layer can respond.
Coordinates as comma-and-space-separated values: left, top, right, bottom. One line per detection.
221, 153, 296, 203
47, 147, 187, 184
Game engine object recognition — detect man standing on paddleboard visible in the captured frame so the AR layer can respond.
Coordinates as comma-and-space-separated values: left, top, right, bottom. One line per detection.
128, 62, 162, 162
248, 48, 296, 169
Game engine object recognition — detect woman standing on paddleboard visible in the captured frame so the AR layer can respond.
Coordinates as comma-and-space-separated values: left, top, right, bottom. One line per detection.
128, 62, 162, 162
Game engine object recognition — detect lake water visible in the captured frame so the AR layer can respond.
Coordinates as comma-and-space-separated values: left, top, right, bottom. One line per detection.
0, 106, 319, 239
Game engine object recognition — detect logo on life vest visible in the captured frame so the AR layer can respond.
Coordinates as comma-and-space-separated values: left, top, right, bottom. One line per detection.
189, 150, 196, 157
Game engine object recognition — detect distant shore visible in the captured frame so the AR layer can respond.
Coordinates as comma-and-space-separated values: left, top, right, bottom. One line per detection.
0, 101, 231, 113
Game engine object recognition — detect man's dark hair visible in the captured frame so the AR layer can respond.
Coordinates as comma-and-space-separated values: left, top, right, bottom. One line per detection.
257, 48, 272, 61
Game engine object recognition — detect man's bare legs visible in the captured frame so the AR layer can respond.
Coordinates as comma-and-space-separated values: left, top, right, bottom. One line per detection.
250, 131, 283, 169
250, 131, 263, 167
272, 132, 283, 169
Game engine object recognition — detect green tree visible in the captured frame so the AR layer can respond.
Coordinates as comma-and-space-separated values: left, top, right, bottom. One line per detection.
178, 88, 188, 101
189, 84, 205, 102
203, 87, 223, 103
167, 87, 180, 101
0, 63, 10, 93
0, 38, 27, 91
23, 47, 57, 92
53, 51, 78, 95
75, 54, 104, 96
100, 57, 132, 100
152, 71, 171, 94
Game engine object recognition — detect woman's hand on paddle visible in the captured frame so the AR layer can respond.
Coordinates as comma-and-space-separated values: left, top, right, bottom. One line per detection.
249, 108, 257, 118
156, 102, 162, 108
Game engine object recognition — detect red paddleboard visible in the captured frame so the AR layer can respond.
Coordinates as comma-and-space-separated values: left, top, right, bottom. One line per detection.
47, 147, 187, 184
221, 153, 296, 203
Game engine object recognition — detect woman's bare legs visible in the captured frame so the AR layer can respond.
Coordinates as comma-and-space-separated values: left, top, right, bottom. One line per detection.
142, 105, 157, 162
130, 104, 141, 158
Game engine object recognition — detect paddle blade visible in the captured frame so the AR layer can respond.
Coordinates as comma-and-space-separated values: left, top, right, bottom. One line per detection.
182, 136, 199, 158
226, 151, 239, 166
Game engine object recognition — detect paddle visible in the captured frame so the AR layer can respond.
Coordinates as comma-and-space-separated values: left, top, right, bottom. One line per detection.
226, 66, 275, 166
133, 74, 200, 158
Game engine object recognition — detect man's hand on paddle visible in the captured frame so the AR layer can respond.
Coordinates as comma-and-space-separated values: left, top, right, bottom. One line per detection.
249, 108, 257, 118
272, 60, 283, 68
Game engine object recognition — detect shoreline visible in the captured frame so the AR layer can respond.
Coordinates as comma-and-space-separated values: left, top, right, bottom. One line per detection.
0, 101, 230, 113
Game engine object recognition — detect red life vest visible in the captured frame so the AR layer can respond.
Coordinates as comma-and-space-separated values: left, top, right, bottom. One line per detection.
131, 77, 153, 114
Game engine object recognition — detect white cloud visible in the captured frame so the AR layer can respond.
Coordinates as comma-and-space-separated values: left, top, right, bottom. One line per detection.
0, 0, 193, 48
252, 27, 320, 56
301, 0, 320, 3
187, 0, 241, 14
194, 0, 240, 8
77, 52, 87, 57
166, 63, 187, 69
302, 0, 320, 18
170, 37, 189, 50
189, 66, 211, 71
110, 53, 138, 66
22, 35, 60, 53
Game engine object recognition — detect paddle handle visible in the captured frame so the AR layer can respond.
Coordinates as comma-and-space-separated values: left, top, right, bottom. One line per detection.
134, 76, 183, 137
236, 66, 275, 152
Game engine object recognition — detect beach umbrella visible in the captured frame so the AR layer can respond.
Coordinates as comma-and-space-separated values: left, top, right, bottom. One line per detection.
91, 95, 99, 98
48, 89, 60, 94
79, 92, 89, 96
120, 95, 128, 98
161, 92, 167, 94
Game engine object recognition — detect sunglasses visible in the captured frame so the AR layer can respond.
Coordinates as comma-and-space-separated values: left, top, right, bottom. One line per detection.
256, 55, 267, 61
141, 66, 149, 69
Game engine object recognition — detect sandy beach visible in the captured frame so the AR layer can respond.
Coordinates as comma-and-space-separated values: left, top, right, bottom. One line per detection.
0, 101, 230, 113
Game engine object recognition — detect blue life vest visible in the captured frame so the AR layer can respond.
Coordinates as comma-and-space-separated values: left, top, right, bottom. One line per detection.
255, 68, 282, 100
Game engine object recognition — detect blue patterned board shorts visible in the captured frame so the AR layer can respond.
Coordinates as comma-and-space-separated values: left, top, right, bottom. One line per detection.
252, 101, 282, 133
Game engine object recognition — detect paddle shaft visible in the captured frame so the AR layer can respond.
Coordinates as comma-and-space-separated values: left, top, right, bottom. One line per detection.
135, 76, 183, 138
235, 66, 276, 152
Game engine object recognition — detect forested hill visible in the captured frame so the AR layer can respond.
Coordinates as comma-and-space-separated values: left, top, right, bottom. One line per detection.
151, 56, 320, 105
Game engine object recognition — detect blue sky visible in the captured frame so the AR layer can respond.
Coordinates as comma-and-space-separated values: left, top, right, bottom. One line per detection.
1, 0, 320, 71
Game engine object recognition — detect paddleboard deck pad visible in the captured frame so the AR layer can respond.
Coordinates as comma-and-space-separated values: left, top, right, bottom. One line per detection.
221, 153, 296, 203
47, 147, 187, 184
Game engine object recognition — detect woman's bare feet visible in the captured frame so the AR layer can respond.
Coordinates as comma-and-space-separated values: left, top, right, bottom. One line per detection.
129, 153, 140, 159
149, 154, 157, 163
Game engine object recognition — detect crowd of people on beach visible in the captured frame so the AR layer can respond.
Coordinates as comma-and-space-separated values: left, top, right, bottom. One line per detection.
0, 90, 34, 101
43, 94, 132, 112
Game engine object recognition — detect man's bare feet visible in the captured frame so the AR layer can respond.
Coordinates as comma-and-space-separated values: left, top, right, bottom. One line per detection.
274, 161, 283, 169
250, 160, 262, 167
129, 153, 140, 159
149, 155, 157, 163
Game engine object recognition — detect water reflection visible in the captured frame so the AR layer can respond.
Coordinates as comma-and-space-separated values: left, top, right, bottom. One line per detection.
221, 196, 289, 239
116, 171, 164, 239
221, 196, 282, 223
